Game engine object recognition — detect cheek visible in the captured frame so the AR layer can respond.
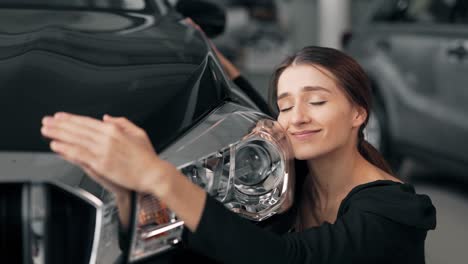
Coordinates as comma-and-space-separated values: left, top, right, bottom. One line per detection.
322, 106, 354, 138
277, 114, 288, 128
315, 101, 349, 126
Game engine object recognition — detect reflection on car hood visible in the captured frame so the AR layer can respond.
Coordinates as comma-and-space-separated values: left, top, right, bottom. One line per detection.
0, 9, 136, 33
0, 8, 224, 152
0, 9, 207, 66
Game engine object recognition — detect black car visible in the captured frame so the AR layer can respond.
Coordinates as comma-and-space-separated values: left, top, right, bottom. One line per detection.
0, 1, 295, 263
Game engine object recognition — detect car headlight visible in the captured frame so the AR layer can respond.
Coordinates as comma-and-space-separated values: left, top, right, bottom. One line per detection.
128, 103, 294, 262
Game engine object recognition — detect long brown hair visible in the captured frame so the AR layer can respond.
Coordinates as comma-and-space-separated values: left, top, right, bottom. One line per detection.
269, 46, 394, 176
269, 47, 398, 230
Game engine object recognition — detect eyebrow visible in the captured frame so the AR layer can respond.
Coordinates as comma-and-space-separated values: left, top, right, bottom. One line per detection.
277, 86, 331, 101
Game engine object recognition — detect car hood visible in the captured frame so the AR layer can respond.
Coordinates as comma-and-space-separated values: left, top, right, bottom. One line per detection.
0, 8, 207, 66
0, 8, 225, 152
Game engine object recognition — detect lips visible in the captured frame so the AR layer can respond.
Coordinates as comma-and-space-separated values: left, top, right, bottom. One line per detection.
290, 129, 322, 140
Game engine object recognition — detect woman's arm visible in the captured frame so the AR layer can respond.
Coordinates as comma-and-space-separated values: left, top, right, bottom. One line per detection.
151, 163, 207, 231
182, 194, 427, 264
40, 113, 421, 264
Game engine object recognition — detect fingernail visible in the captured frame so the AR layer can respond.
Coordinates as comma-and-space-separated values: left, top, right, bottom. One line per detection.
55, 112, 67, 119
50, 141, 60, 151
41, 127, 48, 134
42, 117, 53, 125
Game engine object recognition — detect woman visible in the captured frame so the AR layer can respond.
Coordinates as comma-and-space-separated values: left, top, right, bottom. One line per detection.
40, 46, 436, 264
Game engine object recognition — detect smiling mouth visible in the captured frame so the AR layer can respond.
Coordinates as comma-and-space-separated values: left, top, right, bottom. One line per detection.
290, 129, 322, 140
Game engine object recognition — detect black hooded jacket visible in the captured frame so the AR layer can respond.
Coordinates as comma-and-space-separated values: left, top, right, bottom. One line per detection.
183, 180, 437, 264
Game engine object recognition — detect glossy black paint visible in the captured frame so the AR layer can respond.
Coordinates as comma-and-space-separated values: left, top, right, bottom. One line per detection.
0, 2, 277, 263
0, 5, 229, 152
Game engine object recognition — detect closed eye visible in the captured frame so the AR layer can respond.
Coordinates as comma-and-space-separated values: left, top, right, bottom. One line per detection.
309, 101, 327, 106
279, 106, 293, 112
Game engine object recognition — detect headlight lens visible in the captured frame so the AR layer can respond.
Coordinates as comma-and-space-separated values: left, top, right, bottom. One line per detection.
234, 139, 281, 193
129, 103, 294, 262
235, 142, 271, 186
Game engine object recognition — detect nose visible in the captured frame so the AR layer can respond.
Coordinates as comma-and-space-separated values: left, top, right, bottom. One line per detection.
290, 103, 311, 126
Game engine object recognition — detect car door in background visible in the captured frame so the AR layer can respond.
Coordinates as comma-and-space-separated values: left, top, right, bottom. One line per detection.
358, 0, 468, 167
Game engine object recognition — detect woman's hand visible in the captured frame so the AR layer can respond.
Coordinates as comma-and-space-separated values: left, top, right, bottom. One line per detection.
41, 112, 207, 231
40, 112, 176, 197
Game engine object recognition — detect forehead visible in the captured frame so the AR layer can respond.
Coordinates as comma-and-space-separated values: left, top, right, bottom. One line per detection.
277, 64, 338, 96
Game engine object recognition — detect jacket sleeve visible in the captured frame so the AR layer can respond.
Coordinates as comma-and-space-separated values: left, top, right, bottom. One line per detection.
182, 195, 420, 264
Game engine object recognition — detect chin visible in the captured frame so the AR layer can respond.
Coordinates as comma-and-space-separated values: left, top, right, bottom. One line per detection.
293, 146, 326, 160
292, 140, 343, 160
295, 138, 356, 162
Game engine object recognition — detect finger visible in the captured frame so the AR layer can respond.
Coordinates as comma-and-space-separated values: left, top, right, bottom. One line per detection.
50, 140, 99, 170
52, 143, 123, 191
82, 164, 126, 193
183, 17, 194, 25
41, 119, 98, 150
42, 113, 105, 141
65, 154, 126, 194
103, 115, 138, 130
59, 145, 124, 193
54, 112, 107, 134
184, 17, 202, 31
103, 115, 145, 137
45, 112, 122, 144
81, 163, 99, 179
53, 144, 105, 184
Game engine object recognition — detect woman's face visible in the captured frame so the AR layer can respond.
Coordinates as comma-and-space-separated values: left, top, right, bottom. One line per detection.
276, 64, 366, 160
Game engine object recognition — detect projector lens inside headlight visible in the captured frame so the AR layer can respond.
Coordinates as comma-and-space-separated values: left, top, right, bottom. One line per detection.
235, 143, 271, 186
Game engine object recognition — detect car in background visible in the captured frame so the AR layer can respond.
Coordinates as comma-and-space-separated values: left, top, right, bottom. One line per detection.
0, 0, 295, 263
345, 0, 468, 175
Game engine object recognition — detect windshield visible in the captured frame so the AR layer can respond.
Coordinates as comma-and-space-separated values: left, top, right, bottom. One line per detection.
0, 0, 147, 11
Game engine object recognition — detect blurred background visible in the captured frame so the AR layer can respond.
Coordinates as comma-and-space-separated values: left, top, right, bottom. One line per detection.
1, 0, 464, 262
209, 0, 468, 263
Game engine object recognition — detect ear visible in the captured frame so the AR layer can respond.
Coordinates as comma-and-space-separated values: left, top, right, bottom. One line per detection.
351, 105, 367, 128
